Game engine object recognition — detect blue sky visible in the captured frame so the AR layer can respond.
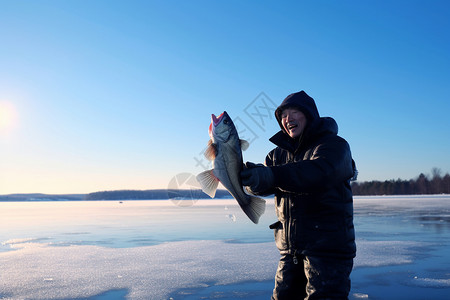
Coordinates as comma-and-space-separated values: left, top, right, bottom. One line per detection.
1, 1, 449, 194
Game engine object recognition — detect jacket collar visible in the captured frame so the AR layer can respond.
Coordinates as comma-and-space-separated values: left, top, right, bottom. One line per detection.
269, 130, 297, 153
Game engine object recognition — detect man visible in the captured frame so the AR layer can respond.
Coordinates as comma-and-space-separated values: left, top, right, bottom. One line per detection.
241, 91, 357, 299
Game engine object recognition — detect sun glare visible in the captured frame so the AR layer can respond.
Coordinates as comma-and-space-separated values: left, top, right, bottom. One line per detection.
0, 101, 17, 135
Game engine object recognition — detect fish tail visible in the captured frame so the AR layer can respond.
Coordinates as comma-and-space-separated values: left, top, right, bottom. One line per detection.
241, 196, 266, 224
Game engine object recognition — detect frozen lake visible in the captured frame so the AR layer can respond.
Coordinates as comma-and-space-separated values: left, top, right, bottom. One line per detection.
1, 195, 449, 299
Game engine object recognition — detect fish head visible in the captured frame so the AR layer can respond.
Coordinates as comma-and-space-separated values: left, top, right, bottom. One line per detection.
208, 111, 235, 142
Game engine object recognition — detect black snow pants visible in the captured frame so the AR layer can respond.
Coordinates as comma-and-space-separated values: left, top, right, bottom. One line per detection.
271, 254, 353, 300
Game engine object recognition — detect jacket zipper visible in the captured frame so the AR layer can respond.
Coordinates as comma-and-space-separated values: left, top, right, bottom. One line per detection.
286, 155, 293, 258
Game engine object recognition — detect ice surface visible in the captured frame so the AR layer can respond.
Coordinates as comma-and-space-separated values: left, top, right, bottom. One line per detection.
0, 240, 278, 299
0, 238, 434, 299
1, 196, 449, 299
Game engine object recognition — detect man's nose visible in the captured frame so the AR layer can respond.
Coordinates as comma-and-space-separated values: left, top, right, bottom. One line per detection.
285, 113, 293, 122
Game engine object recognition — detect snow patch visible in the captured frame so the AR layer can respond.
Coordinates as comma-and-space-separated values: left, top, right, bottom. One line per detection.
412, 276, 450, 288
352, 293, 369, 298
354, 240, 423, 267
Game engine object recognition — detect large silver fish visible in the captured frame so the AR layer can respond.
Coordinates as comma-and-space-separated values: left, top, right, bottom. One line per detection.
196, 111, 266, 224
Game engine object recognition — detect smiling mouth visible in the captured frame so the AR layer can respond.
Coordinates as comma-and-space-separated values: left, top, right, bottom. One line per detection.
287, 123, 298, 131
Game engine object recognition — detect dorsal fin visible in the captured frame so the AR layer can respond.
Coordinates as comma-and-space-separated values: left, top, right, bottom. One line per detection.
240, 139, 249, 151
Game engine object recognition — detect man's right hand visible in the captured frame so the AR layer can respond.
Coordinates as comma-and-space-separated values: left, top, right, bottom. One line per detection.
241, 161, 275, 194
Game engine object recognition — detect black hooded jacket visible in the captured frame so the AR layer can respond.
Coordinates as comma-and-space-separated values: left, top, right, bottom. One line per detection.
262, 91, 356, 258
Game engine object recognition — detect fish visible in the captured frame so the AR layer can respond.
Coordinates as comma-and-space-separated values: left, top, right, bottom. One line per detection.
196, 111, 266, 224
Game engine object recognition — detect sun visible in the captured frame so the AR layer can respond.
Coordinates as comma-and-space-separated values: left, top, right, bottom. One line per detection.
0, 101, 17, 135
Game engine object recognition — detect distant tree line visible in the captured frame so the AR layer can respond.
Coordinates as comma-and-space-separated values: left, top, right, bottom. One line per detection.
351, 168, 450, 195
0, 193, 84, 202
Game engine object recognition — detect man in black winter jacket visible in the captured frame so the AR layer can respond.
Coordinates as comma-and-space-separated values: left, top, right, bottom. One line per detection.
241, 91, 356, 299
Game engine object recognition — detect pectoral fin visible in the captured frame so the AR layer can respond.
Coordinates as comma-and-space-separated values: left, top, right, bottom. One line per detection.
196, 169, 219, 198
204, 140, 217, 161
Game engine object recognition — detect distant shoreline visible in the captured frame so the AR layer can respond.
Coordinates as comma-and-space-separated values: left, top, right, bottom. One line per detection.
0, 189, 232, 202
0, 190, 448, 202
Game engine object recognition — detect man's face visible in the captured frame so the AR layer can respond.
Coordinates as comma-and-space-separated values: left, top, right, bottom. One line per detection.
281, 107, 308, 138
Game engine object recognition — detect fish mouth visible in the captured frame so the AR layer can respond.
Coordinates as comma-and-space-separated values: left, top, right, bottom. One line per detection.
212, 112, 226, 126
209, 111, 227, 138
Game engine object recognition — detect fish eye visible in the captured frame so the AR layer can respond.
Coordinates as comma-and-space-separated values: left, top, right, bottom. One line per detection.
223, 119, 229, 125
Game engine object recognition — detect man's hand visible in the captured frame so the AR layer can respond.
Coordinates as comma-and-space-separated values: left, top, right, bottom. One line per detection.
241, 161, 275, 194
